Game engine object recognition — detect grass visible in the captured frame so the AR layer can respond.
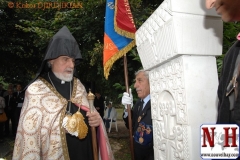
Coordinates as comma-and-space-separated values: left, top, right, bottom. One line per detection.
115, 107, 124, 120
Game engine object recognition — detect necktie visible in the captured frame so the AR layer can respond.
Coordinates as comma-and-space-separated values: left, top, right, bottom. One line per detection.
138, 100, 144, 123
140, 100, 144, 111
141, 100, 144, 110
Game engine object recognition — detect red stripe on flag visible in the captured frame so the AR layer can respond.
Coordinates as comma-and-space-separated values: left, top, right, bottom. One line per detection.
115, 0, 136, 38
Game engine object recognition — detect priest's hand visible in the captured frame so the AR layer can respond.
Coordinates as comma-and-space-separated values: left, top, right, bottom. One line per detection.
86, 111, 101, 127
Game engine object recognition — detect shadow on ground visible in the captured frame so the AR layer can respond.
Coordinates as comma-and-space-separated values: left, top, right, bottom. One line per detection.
0, 120, 131, 160
108, 120, 132, 160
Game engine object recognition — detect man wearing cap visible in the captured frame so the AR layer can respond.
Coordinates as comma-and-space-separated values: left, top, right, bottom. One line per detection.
13, 26, 114, 160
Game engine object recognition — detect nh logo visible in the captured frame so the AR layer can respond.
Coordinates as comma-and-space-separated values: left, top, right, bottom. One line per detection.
200, 124, 239, 159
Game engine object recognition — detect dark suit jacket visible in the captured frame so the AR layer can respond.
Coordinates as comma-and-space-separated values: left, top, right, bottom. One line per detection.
123, 99, 153, 157
4, 94, 17, 114
123, 99, 152, 133
94, 96, 105, 117
13, 91, 25, 106
217, 41, 240, 124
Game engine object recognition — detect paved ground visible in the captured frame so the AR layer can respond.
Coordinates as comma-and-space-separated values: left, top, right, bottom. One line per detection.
108, 120, 130, 154
108, 119, 129, 138
0, 142, 11, 158
0, 136, 14, 159
108, 120, 132, 160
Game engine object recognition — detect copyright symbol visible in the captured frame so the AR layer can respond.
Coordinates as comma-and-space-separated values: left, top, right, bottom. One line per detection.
8, 2, 14, 8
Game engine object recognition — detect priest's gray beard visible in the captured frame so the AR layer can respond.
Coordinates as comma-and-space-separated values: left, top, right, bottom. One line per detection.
53, 70, 73, 82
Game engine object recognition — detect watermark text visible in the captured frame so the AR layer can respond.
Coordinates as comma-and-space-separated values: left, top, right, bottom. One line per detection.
8, 1, 83, 10
200, 124, 239, 159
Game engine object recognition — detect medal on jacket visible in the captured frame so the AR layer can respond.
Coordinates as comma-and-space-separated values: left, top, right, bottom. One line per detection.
138, 113, 145, 123
138, 101, 144, 123
138, 116, 142, 123
139, 137, 144, 143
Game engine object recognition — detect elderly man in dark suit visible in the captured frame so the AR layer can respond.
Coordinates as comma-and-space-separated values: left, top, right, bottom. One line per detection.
122, 69, 153, 160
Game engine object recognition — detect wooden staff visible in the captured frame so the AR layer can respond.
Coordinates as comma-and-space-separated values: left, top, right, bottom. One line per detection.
123, 55, 134, 160
87, 90, 98, 160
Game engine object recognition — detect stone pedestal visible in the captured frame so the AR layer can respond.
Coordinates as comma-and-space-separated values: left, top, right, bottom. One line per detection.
135, 0, 223, 159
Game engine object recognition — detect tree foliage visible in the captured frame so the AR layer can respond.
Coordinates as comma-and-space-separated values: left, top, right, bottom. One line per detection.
0, 0, 162, 104
2, 0, 237, 104
216, 22, 240, 77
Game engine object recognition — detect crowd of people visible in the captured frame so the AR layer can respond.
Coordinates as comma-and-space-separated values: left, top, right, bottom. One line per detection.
0, 83, 24, 143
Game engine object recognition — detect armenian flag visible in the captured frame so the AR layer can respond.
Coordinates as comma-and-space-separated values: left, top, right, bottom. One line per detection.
103, 0, 136, 79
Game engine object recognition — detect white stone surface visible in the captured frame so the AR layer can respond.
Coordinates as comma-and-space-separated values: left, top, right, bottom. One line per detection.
135, 0, 223, 159
136, 0, 223, 71
150, 56, 218, 159
170, 0, 219, 16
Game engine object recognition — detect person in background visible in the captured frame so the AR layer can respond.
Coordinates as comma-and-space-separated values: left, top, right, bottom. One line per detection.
4, 88, 16, 137
94, 92, 105, 118
13, 83, 24, 135
205, 0, 240, 125
103, 101, 117, 132
3, 83, 13, 97
0, 95, 5, 143
121, 69, 153, 160
0, 83, 6, 97
12, 26, 114, 160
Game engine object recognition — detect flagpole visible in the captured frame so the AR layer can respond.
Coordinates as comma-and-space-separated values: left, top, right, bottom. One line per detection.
123, 54, 134, 160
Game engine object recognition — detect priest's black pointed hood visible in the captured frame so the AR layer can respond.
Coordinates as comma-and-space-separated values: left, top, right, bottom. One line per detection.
24, 26, 82, 90
43, 26, 82, 64
38, 26, 82, 76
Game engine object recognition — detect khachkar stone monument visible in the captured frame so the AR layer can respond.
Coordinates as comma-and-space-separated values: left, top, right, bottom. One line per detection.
136, 0, 223, 159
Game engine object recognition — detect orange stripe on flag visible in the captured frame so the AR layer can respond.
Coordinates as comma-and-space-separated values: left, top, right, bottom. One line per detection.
103, 0, 136, 79
103, 33, 119, 65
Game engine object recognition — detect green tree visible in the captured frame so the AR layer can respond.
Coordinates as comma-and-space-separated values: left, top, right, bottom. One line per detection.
0, 0, 161, 103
